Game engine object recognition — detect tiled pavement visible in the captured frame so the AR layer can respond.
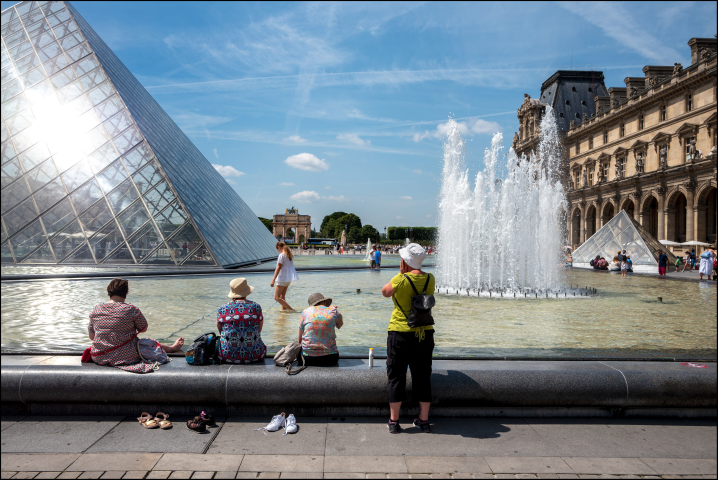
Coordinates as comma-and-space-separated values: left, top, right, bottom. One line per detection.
1, 416, 715, 479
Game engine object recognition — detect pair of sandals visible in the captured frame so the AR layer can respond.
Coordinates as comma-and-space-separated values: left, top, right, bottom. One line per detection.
137, 412, 172, 429
186, 411, 216, 434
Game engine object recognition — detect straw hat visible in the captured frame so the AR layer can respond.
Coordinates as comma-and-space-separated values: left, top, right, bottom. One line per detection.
307, 292, 332, 307
228, 278, 254, 299
400, 243, 427, 269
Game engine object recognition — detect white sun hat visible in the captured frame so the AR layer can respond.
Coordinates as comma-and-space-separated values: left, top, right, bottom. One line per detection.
399, 243, 427, 269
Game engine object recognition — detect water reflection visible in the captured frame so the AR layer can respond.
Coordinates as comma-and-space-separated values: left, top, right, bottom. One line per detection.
1, 265, 715, 358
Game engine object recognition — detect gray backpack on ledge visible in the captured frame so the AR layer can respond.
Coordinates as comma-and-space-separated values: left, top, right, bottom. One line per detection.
274, 341, 306, 375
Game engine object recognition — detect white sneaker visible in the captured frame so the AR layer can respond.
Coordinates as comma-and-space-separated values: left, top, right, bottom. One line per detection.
254, 413, 285, 435
283, 414, 297, 435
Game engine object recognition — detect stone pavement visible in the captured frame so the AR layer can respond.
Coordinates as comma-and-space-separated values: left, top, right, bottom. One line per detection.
1, 416, 715, 479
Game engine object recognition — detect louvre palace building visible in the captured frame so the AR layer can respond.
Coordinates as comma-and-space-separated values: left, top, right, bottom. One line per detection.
514, 37, 717, 254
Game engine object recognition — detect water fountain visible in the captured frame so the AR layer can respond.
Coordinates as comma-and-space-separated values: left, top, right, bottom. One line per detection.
362, 238, 373, 261
437, 107, 568, 296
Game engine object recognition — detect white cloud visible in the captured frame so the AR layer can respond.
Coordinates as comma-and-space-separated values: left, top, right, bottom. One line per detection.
284, 135, 307, 144
226, 179, 237, 185
558, 1, 680, 63
285, 153, 329, 171
336, 132, 370, 146
396, 216, 403, 219
289, 190, 346, 203
413, 118, 502, 142
400, 196, 413, 200
212, 148, 219, 159
413, 169, 423, 175
213, 164, 246, 177
278, 182, 295, 186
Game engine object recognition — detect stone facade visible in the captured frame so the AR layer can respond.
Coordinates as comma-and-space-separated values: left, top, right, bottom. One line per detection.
272, 208, 311, 244
564, 37, 717, 254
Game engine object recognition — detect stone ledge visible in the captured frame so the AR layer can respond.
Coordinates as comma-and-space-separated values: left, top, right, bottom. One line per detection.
1, 357, 715, 416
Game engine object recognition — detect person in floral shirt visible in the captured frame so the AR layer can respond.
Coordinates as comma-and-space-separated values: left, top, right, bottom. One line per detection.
298, 293, 344, 366
216, 278, 266, 364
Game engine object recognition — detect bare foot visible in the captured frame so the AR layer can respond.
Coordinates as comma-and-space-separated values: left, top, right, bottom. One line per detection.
165, 337, 184, 353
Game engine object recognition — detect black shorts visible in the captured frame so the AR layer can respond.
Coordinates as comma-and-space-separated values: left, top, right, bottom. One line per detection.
370, 261, 377, 267
386, 330, 434, 403
298, 349, 339, 366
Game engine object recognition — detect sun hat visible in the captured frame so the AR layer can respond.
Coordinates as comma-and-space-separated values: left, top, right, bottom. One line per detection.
399, 243, 427, 269
228, 278, 254, 299
307, 292, 332, 307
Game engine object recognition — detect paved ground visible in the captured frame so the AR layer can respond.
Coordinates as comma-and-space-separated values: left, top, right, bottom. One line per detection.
1, 416, 715, 478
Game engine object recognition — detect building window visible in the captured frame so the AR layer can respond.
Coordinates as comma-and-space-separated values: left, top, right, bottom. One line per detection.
576, 142, 580, 154
620, 122, 625, 137
603, 130, 608, 144
661, 105, 667, 122
639, 114, 644, 130
598, 163, 607, 183
589, 136, 594, 149
559, 112, 564, 118
687, 94, 693, 112
616, 157, 625, 179
588, 167, 594, 186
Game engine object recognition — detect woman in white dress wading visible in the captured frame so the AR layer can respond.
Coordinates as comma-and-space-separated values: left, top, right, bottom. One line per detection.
698, 247, 715, 280
271, 241, 298, 311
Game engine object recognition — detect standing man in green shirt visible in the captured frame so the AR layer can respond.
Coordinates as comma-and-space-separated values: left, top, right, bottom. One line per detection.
381, 243, 435, 434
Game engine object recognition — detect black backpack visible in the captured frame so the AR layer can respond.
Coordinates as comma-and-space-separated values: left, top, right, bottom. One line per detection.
393, 273, 435, 328
185, 332, 219, 365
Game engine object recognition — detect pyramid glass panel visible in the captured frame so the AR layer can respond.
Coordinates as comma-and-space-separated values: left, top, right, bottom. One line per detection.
2, 1, 278, 266
572, 210, 677, 272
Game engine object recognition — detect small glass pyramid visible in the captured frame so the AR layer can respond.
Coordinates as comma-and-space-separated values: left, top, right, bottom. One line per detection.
572, 209, 677, 272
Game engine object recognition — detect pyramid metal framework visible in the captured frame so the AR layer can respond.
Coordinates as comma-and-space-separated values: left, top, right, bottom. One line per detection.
1, 1, 278, 267
572, 209, 677, 273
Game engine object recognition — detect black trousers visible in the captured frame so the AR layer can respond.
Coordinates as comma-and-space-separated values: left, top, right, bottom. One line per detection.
386, 330, 434, 403
298, 349, 339, 366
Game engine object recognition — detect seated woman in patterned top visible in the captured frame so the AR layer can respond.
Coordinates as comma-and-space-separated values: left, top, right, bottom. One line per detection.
298, 292, 343, 366
89, 278, 183, 374
216, 278, 267, 364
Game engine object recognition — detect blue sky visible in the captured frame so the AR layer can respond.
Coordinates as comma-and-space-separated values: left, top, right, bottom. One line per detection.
4, 1, 716, 233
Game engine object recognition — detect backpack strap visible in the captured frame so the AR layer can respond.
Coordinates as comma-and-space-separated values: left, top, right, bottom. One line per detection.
392, 294, 408, 318
402, 274, 420, 295
422, 273, 432, 295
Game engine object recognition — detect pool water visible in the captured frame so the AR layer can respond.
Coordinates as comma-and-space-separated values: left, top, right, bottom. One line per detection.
1, 261, 715, 358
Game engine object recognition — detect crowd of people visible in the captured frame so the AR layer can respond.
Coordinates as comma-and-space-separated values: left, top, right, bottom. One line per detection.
85, 242, 436, 434
586, 246, 717, 280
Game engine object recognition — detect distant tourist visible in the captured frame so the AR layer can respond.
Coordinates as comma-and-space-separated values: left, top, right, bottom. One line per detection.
616, 250, 623, 262
698, 247, 715, 281
369, 245, 377, 270
590, 255, 601, 269
609, 256, 621, 272
621, 256, 629, 277
298, 293, 343, 366
88, 279, 183, 373
217, 278, 266, 363
690, 249, 696, 270
681, 251, 691, 272
271, 241, 298, 311
381, 243, 434, 434
657, 249, 668, 276
626, 255, 633, 272
374, 245, 382, 270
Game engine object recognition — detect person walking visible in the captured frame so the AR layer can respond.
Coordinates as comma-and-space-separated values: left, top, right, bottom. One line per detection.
271, 241, 298, 311
690, 249, 696, 270
380, 243, 435, 434
699, 247, 715, 280
681, 251, 691, 272
657, 249, 668, 276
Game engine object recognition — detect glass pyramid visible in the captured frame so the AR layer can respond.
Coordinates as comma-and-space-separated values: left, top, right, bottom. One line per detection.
1, 1, 278, 267
572, 209, 677, 273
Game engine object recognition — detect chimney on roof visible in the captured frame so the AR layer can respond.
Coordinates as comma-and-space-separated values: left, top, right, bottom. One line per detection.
688, 37, 717, 65
642, 66, 673, 89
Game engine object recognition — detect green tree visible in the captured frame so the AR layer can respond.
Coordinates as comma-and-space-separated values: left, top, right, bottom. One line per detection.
258, 217, 273, 232
347, 226, 362, 243
320, 212, 348, 233
320, 212, 362, 238
361, 224, 380, 243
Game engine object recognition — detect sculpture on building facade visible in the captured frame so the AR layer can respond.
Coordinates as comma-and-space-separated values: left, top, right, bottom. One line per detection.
597, 165, 605, 183
700, 47, 715, 61
628, 86, 639, 99
512, 132, 519, 150
568, 175, 574, 191
581, 168, 587, 187
635, 152, 644, 174
687, 138, 701, 161
612, 97, 621, 107
659, 144, 668, 169
648, 75, 659, 88
673, 63, 683, 76
286, 206, 298, 214
615, 158, 622, 179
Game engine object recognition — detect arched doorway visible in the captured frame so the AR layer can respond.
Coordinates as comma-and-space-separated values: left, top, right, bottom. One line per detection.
571, 208, 581, 248
586, 205, 597, 239
668, 192, 687, 242
643, 197, 659, 238
622, 199, 635, 220
602, 202, 615, 226
696, 186, 717, 244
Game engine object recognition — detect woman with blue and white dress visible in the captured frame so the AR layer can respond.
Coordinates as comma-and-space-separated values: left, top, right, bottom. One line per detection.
699, 248, 715, 280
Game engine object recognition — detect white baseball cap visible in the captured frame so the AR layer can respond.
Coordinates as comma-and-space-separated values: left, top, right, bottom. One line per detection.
399, 243, 427, 269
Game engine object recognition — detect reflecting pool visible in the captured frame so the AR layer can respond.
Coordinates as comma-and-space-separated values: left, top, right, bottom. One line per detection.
1, 262, 715, 358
